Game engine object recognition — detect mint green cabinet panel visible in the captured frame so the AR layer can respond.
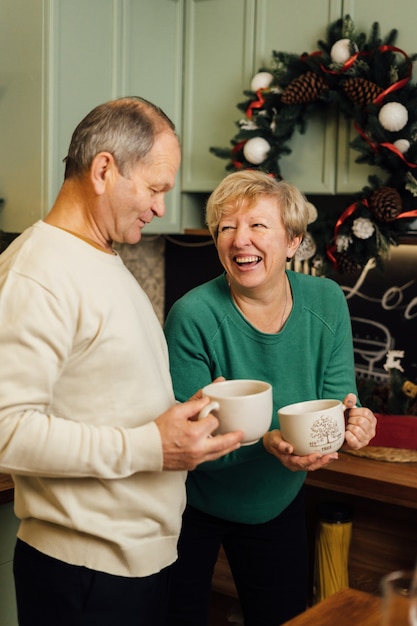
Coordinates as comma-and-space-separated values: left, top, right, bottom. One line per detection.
336, 0, 417, 193
123, 0, 184, 233
255, 0, 342, 194
182, 0, 343, 195
182, 0, 256, 192
49, 0, 120, 203
0, 0, 44, 232
0, 1, 184, 234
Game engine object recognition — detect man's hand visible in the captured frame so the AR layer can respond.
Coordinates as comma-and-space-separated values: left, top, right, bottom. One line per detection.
155, 397, 244, 471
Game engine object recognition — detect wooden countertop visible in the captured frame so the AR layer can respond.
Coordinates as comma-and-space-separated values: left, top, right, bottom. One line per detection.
283, 588, 381, 625
306, 451, 417, 509
2, 451, 417, 509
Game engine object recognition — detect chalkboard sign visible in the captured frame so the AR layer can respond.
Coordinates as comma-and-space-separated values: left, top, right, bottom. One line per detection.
329, 244, 417, 386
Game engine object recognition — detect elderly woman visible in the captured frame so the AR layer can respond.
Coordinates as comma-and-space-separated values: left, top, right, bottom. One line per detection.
164, 170, 376, 626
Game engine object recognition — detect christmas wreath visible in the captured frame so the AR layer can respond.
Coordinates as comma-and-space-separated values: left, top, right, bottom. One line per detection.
210, 15, 417, 275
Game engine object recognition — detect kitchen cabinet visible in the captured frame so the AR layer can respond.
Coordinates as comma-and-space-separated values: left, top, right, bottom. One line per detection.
0, 0, 184, 234
182, 0, 417, 199
2, 1, 417, 235
182, 0, 342, 195
254, 0, 342, 194
181, 0, 256, 193
0, 0, 44, 233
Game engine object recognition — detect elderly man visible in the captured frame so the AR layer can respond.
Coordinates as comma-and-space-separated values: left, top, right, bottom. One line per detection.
0, 97, 243, 626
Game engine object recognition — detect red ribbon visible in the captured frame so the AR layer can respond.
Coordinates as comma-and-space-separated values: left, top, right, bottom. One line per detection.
396, 209, 417, 219
246, 89, 266, 119
326, 201, 360, 267
322, 44, 412, 83
354, 123, 417, 169
231, 140, 247, 169
327, 197, 417, 270
322, 50, 361, 75
372, 45, 413, 103
379, 142, 417, 169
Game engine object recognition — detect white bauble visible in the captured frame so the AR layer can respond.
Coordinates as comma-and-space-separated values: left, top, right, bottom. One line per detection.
295, 232, 317, 261
393, 138, 410, 154
330, 39, 352, 64
352, 217, 375, 240
378, 102, 408, 132
251, 71, 274, 92
243, 137, 270, 164
336, 234, 352, 253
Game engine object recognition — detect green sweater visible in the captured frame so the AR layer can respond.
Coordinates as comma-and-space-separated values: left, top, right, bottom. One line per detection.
164, 271, 357, 524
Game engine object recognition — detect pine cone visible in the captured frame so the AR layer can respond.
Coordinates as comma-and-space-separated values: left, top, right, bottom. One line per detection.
342, 77, 384, 106
281, 71, 328, 104
369, 187, 402, 221
335, 252, 361, 274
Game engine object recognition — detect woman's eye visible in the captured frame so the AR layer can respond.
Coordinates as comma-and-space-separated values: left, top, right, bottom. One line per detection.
219, 225, 235, 233
252, 223, 267, 229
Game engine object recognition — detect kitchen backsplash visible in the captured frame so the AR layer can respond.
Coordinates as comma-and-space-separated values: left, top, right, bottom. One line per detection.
115, 235, 165, 325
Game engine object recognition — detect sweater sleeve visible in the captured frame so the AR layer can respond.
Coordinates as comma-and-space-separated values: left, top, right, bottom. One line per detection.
320, 282, 359, 401
165, 292, 268, 470
165, 296, 219, 402
0, 266, 165, 478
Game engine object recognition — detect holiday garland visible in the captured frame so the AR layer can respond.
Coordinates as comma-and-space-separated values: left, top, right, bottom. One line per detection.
210, 15, 417, 274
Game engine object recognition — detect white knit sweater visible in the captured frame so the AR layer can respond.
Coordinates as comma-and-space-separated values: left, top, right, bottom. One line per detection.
0, 221, 185, 577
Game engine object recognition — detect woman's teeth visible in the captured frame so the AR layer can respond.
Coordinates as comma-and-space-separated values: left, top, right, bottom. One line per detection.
235, 256, 261, 265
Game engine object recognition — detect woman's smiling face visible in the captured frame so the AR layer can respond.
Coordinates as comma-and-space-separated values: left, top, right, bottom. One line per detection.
216, 195, 300, 291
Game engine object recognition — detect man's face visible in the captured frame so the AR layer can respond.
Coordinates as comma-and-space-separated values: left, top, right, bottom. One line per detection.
106, 130, 181, 244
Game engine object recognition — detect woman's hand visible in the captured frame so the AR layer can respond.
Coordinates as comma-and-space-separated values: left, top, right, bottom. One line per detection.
263, 392, 377, 470
263, 430, 338, 472
342, 393, 377, 450
187, 376, 226, 402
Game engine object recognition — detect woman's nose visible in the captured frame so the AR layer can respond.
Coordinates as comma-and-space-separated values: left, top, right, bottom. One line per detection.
232, 225, 251, 246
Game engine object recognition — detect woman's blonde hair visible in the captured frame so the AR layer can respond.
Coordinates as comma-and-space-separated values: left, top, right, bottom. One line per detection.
206, 170, 309, 243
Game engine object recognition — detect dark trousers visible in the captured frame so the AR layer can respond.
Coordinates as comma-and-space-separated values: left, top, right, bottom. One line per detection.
13, 539, 170, 626
167, 489, 308, 626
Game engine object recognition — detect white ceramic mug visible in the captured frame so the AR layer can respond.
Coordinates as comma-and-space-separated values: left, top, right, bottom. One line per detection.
199, 379, 273, 445
278, 399, 346, 456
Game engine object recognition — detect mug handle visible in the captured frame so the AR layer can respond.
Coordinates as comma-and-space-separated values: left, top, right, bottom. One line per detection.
198, 400, 220, 420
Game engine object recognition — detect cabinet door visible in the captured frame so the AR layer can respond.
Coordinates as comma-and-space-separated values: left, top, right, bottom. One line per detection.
255, 0, 342, 194
48, 0, 119, 205
0, 0, 44, 233
336, 0, 417, 193
51, 0, 184, 235
182, 0, 256, 192
123, 0, 184, 234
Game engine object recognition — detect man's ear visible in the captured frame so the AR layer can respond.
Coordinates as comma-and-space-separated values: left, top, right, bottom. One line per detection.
90, 152, 116, 194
